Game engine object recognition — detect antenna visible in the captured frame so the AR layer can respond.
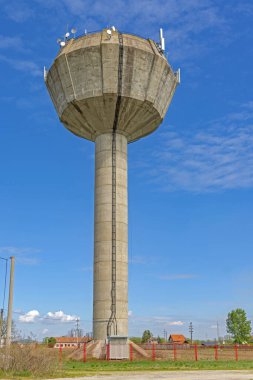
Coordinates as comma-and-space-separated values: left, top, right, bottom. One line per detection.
65, 32, 70, 39
43, 66, 48, 82
176, 68, 181, 84
84, 29, 87, 35
60, 41, 66, 47
57, 38, 62, 44
160, 28, 165, 51
71, 28, 77, 38
106, 29, 112, 39
111, 26, 116, 31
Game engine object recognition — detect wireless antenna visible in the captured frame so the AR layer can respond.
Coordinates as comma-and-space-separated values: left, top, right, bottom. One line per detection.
160, 28, 165, 51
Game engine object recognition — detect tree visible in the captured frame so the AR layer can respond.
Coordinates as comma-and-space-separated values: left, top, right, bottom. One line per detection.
43, 336, 56, 347
0, 318, 21, 341
226, 308, 251, 344
141, 330, 152, 343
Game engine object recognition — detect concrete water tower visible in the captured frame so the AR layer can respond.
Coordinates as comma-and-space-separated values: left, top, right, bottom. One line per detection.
45, 27, 179, 340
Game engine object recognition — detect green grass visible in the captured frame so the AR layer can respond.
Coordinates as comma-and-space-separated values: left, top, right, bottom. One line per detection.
54, 359, 253, 378
2, 360, 253, 379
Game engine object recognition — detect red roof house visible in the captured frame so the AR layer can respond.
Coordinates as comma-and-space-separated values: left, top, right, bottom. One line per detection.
54, 336, 91, 348
168, 334, 187, 344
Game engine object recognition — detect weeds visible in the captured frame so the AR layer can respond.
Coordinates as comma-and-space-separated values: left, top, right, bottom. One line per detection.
0, 345, 57, 378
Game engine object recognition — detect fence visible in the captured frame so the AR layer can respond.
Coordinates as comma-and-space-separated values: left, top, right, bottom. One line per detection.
58, 342, 253, 363
130, 343, 252, 361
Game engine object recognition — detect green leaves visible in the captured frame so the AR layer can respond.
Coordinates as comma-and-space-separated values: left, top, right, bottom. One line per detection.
141, 330, 152, 343
226, 308, 251, 344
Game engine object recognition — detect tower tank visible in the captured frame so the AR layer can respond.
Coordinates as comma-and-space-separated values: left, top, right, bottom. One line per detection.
45, 28, 179, 340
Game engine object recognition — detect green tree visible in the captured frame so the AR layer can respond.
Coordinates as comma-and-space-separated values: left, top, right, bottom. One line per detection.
46, 336, 56, 348
226, 308, 251, 344
141, 330, 152, 343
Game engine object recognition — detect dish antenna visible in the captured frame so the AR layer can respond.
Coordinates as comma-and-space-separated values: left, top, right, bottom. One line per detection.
159, 28, 165, 51
71, 28, 77, 37
84, 29, 87, 35
57, 38, 62, 44
106, 29, 112, 39
111, 26, 116, 31
65, 32, 70, 39
60, 41, 66, 47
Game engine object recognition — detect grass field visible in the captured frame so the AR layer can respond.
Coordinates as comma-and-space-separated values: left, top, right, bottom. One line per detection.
2, 359, 253, 379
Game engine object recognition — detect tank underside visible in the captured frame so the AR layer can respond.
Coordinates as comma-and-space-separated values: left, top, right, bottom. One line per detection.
61, 95, 162, 142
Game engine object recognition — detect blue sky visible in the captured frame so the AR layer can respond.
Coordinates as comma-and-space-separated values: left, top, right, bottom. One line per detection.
1, 0, 253, 341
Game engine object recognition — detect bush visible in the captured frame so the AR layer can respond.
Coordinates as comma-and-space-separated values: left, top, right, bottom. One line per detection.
0, 345, 58, 377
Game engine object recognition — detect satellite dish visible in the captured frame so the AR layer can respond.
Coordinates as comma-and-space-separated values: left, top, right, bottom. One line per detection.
111, 26, 116, 31
65, 32, 70, 38
57, 38, 62, 44
71, 28, 77, 34
107, 29, 112, 35
60, 41, 66, 47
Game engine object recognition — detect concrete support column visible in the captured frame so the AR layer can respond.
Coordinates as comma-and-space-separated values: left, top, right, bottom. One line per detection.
93, 132, 128, 340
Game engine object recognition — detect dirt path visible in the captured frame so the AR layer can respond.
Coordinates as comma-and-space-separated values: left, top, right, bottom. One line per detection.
48, 370, 253, 379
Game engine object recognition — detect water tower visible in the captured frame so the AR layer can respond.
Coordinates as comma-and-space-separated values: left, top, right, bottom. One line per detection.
45, 27, 179, 340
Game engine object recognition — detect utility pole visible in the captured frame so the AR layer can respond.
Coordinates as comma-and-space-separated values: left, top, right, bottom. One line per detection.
217, 321, 220, 343
6, 256, 15, 347
189, 322, 194, 344
76, 318, 80, 346
163, 329, 167, 342
0, 309, 3, 346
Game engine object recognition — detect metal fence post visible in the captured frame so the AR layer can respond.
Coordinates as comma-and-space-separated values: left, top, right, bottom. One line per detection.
194, 344, 198, 361
106, 343, 110, 361
152, 343, 156, 361
58, 344, 62, 368
234, 344, 238, 361
173, 344, 177, 361
129, 343, 133, 361
215, 345, 218, 361
83, 342, 87, 363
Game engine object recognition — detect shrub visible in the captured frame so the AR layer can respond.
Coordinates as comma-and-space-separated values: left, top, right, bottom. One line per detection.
0, 345, 58, 377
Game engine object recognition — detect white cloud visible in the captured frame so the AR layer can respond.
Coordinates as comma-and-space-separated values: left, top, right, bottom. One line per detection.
42, 328, 49, 334
159, 274, 196, 280
0, 55, 41, 77
45, 311, 78, 323
4, 2, 34, 22
0, 246, 40, 255
137, 102, 253, 193
168, 321, 184, 326
0, 35, 24, 50
0, 246, 41, 265
19, 310, 40, 323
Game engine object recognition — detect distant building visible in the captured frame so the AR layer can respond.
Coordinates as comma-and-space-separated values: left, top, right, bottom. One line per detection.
168, 334, 188, 344
201, 341, 217, 347
54, 337, 91, 348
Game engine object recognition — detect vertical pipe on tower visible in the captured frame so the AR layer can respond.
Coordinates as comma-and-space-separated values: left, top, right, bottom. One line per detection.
93, 132, 128, 340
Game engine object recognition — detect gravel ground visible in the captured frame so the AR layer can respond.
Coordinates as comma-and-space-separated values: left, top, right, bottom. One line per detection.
46, 370, 253, 380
